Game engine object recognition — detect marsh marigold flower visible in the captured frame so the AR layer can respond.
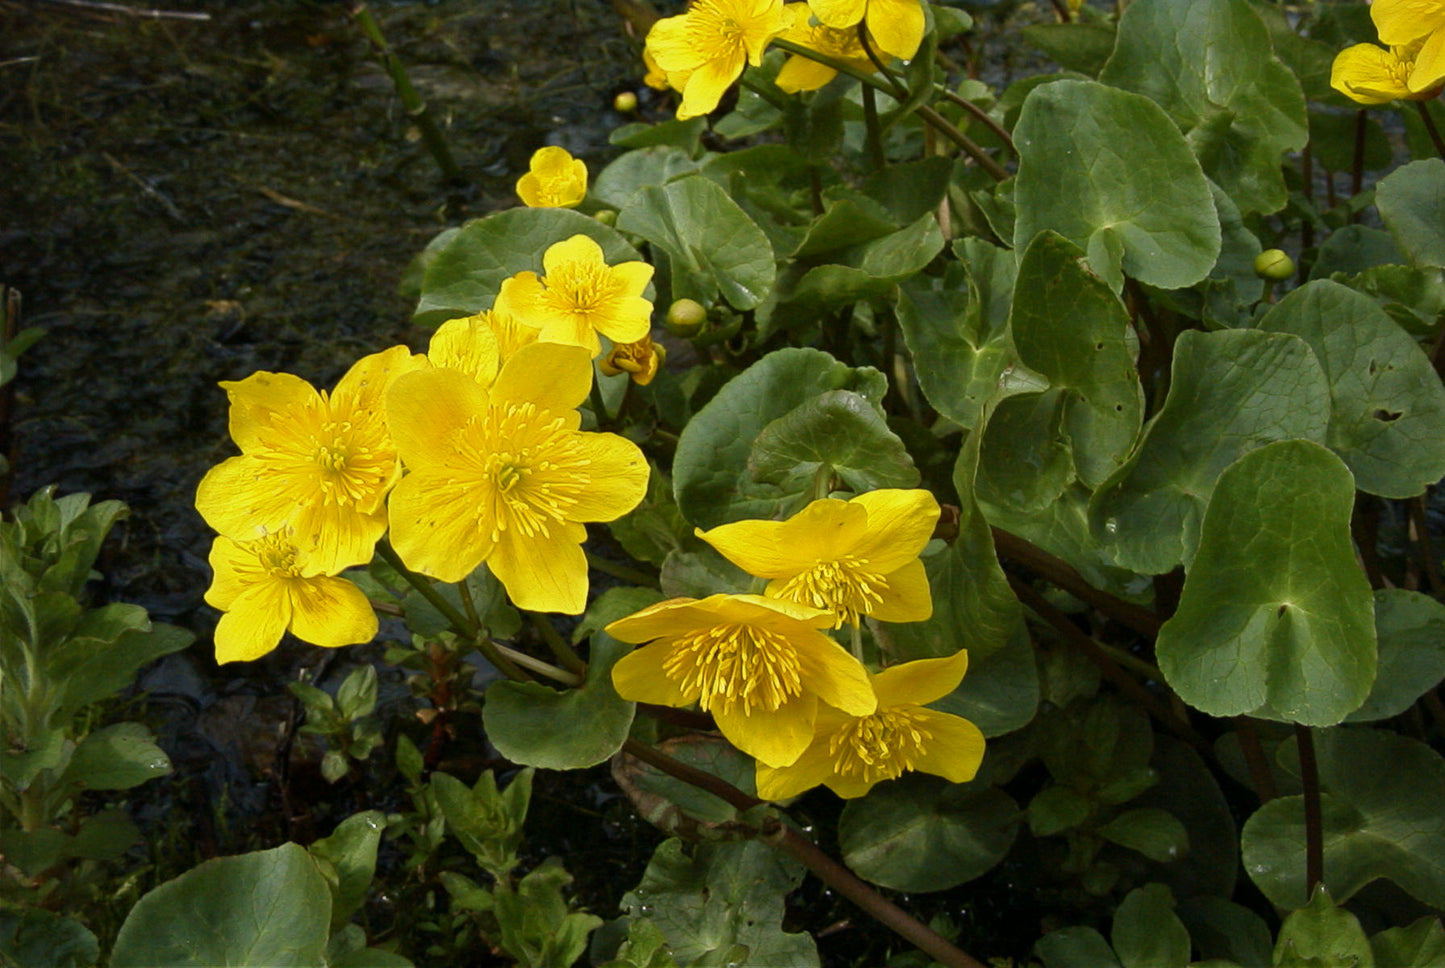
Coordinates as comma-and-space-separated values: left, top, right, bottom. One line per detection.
385, 342, 648, 614
608, 594, 876, 767
599, 335, 664, 386
645, 0, 789, 120
756, 650, 985, 799
494, 234, 653, 357
775, 3, 877, 93
516, 146, 588, 209
808, 0, 925, 62
696, 489, 939, 629
205, 531, 378, 664
1332, 37, 1444, 102
196, 345, 423, 575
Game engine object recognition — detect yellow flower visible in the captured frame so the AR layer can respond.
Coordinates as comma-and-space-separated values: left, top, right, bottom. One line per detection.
205, 532, 378, 664
808, 0, 925, 62
696, 489, 939, 629
1371, 0, 1445, 48
1331, 38, 1444, 103
195, 346, 424, 575
494, 234, 654, 357
645, 0, 789, 119
428, 313, 501, 386
607, 594, 876, 767
599, 335, 664, 385
756, 650, 985, 800
642, 46, 673, 91
385, 342, 649, 614
516, 146, 588, 209
775, 3, 877, 93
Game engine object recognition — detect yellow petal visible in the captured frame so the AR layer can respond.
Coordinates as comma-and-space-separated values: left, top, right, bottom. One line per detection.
776, 55, 839, 93
755, 735, 837, 800
1372, 0, 1445, 47
204, 535, 259, 611
565, 432, 650, 522
677, 47, 748, 119
289, 499, 388, 574
849, 488, 939, 571
332, 345, 425, 416
221, 371, 318, 453
644, 13, 697, 74
697, 500, 867, 578
490, 342, 593, 418
542, 233, 606, 277
872, 650, 970, 708
713, 692, 817, 767
386, 472, 495, 583
1330, 44, 1412, 104
611, 641, 694, 705
808, 0, 866, 29
195, 455, 304, 541
287, 575, 378, 648
488, 520, 591, 614
429, 315, 501, 386
214, 582, 291, 664
868, 558, 933, 624
494, 272, 549, 330
386, 367, 491, 471
866, 0, 925, 60
1411, 29, 1445, 91
605, 593, 832, 643
909, 708, 986, 784
795, 636, 877, 716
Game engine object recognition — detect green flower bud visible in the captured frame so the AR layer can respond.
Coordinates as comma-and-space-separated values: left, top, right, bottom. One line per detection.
1254, 248, 1294, 280
613, 91, 639, 114
593, 209, 618, 226
665, 298, 707, 337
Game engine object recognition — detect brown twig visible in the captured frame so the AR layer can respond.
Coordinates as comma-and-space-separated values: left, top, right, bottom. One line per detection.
1295, 724, 1324, 895
37, 0, 210, 19
1233, 717, 1278, 803
991, 527, 1162, 639
1407, 493, 1443, 595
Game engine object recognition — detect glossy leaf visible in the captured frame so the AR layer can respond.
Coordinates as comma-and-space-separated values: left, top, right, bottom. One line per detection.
59, 722, 170, 791
1099, 0, 1307, 215
773, 212, 944, 324
748, 389, 919, 496
1375, 158, 1445, 268
1110, 884, 1190, 968
616, 174, 774, 310
1346, 590, 1445, 722
110, 843, 331, 968
1013, 79, 1220, 291
1098, 808, 1188, 864
593, 146, 702, 210
1156, 440, 1375, 725
1242, 728, 1445, 909
1371, 918, 1445, 968
309, 811, 386, 932
1036, 927, 1123, 968
1090, 330, 1331, 574
1272, 886, 1373, 968
672, 348, 887, 529
925, 621, 1040, 738
839, 773, 1019, 892
1258, 279, 1445, 499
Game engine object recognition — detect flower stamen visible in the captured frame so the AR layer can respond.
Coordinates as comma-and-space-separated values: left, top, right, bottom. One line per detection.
662, 622, 804, 715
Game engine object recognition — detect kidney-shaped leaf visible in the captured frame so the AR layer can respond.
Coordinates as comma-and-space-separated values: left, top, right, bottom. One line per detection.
1259, 279, 1445, 498
1241, 728, 1445, 910
1013, 79, 1221, 292
110, 843, 330, 968
1375, 158, 1445, 268
1346, 589, 1445, 723
1156, 440, 1376, 726
1090, 329, 1331, 574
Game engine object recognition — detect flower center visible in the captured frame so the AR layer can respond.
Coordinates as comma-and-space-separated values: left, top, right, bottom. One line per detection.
549, 260, 612, 320
829, 706, 933, 785
775, 556, 888, 627
252, 532, 303, 578
662, 622, 803, 715
461, 402, 586, 544
306, 416, 393, 508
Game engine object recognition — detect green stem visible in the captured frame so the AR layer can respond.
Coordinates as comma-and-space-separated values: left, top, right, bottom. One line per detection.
345, 1, 465, 184
1417, 100, 1445, 160
583, 551, 658, 587
861, 83, 886, 169
527, 611, 588, 676
849, 622, 864, 663
1296, 724, 1324, 894
493, 642, 581, 685
938, 87, 1016, 156
619, 739, 986, 968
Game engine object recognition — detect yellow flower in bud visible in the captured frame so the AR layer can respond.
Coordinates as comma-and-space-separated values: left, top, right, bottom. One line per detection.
1331, 37, 1444, 103
696, 489, 939, 629
516, 146, 588, 209
205, 531, 378, 664
756, 650, 985, 800
195, 346, 425, 575
645, 0, 789, 119
495, 234, 654, 357
808, 0, 925, 62
385, 342, 649, 614
775, 3, 877, 93
607, 594, 876, 767
599, 335, 664, 385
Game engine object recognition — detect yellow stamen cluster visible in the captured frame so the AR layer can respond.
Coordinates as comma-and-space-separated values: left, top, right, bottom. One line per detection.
829, 706, 933, 785
457, 403, 584, 544
662, 622, 804, 715
776, 556, 889, 628
252, 532, 304, 578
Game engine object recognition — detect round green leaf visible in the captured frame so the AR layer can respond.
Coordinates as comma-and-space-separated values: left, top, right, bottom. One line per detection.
110, 843, 331, 968
1099, 0, 1307, 215
59, 722, 170, 791
1090, 329, 1331, 574
412, 208, 646, 327
1013, 79, 1221, 291
592, 145, 701, 211
1242, 728, 1445, 910
616, 174, 775, 311
482, 633, 636, 770
0, 908, 98, 968
1111, 883, 1191, 968
672, 348, 888, 528
839, 773, 1020, 892
309, 810, 386, 932
748, 389, 919, 496
1376, 159, 1445, 268
1258, 279, 1445, 499
1273, 886, 1373, 968
1371, 917, 1445, 968
1098, 808, 1188, 864
1347, 590, 1445, 722
1156, 440, 1375, 725
1036, 927, 1123, 968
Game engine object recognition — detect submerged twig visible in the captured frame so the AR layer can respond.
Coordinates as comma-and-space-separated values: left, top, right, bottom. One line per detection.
37, 0, 211, 20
